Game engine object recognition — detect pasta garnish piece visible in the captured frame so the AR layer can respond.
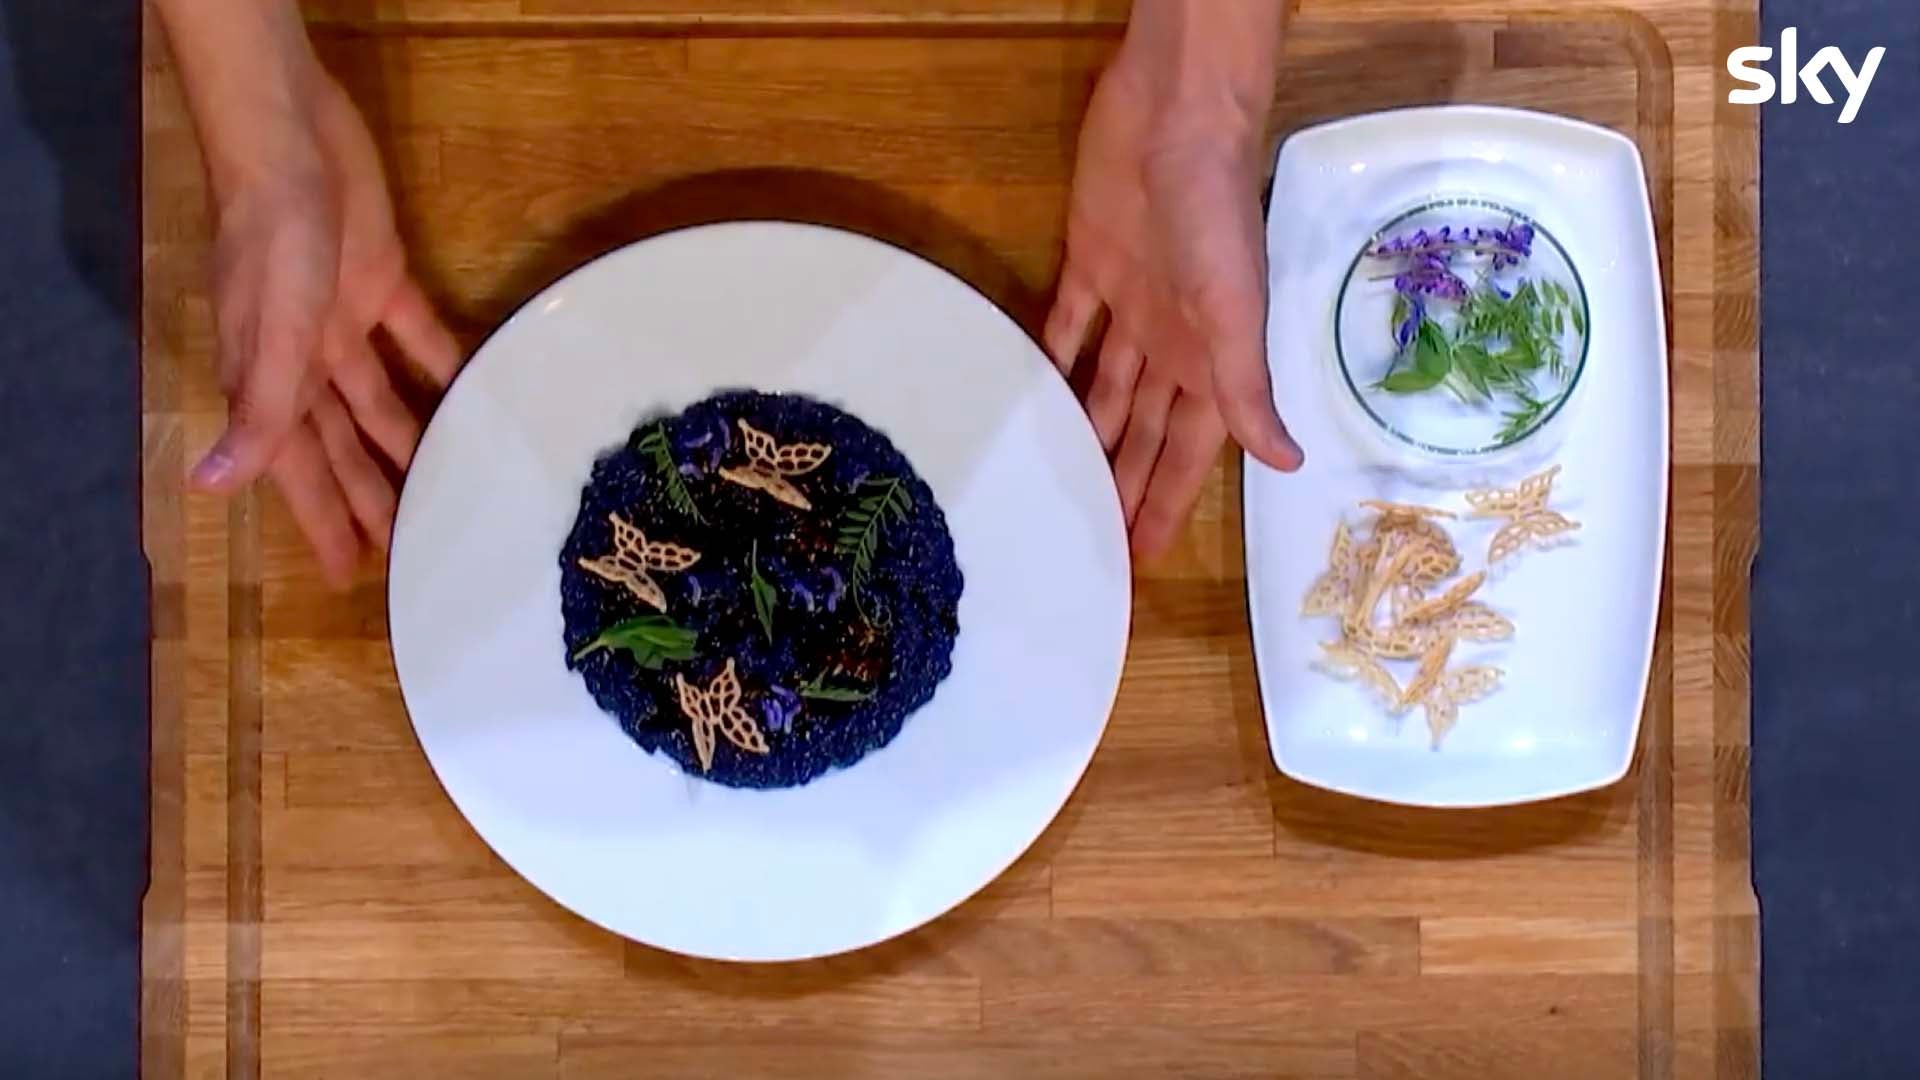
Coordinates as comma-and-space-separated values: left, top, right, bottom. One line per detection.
1301, 520, 1358, 616
1398, 632, 1456, 712
1447, 601, 1515, 642
1401, 571, 1486, 624
673, 659, 771, 772
1467, 466, 1580, 564
1488, 509, 1581, 564
577, 513, 700, 612
1465, 465, 1562, 518
1315, 641, 1404, 711
1421, 665, 1504, 748
719, 419, 833, 510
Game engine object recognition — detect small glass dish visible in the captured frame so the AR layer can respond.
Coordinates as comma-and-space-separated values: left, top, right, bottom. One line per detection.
1328, 195, 1591, 484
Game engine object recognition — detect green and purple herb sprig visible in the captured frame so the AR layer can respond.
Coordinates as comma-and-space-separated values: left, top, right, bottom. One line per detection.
1363, 219, 1585, 447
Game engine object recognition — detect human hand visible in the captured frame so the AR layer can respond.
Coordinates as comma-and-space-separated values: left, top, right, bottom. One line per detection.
1044, 2, 1302, 559
191, 65, 461, 586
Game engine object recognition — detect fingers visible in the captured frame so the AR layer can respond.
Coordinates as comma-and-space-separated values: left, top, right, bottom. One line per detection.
1084, 335, 1145, 452
1111, 370, 1177, 526
330, 330, 425, 471
194, 312, 322, 494
1211, 346, 1304, 473
311, 385, 399, 550
266, 422, 363, 589
1131, 393, 1228, 560
1042, 268, 1103, 376
380, 275, 464, 389
1194, 281, 1304, 473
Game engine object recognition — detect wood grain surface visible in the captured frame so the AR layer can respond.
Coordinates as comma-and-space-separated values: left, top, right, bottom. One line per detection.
141, 1, 1759, 1077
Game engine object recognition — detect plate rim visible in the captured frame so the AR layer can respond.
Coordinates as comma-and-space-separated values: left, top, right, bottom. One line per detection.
386, 219, 1132, 958
1245, 105, 1670, 809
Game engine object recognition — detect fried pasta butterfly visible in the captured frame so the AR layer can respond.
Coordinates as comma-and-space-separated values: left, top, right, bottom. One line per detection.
673, 659, 772, 773
1466, 465, 1582, 564
1301, 521, 1362, 617
1315, 641, 1404, 712
1419, 664, 1504, 748
1448, 601, 1515, 642
719, 419, 833, 510
577, 513, 701, 612
1399, 570, 1487, 625
1299, 494, 1518, 748
1363, 502, 1461, 584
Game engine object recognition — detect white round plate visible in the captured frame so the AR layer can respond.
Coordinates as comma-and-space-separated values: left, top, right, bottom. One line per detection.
389, 222, 1130, 960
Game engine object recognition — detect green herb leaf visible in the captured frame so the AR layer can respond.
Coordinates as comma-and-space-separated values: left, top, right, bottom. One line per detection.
1453, 344, 1494, 398
572, 614, 699, 668
1413, 320, 1452, 381
1366, 259, 1585, 422
749, 541, 776, 643
1541, 334, 1568, 378
836, 477, 912, 621
798, 683, 873, 703
1509, 334, 1542, 370
1493, 390, 1557, 446
1379, 368, 1445, 393
636, 424, 704, 523
1388, 293, 1411, 349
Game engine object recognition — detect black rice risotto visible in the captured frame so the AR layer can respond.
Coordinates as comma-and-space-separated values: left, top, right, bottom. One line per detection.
560, 391, 963, 789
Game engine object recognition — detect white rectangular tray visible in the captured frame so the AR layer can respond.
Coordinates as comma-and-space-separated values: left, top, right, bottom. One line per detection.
1245, 106, 1668, 807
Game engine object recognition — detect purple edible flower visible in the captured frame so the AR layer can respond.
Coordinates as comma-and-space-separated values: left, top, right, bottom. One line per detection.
674, 414, 730, 472
791, 580, 818, 612
761, 685, 801, 733
1393, 259, 1468, 303
822, 566, 846, 613
1370, 217, 1536, 274
1395, 294, 1425, 349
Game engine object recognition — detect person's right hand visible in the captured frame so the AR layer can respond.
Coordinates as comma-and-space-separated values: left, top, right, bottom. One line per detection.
193, 67, 462, 586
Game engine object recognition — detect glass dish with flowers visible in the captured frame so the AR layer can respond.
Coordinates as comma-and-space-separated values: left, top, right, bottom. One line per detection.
1330, 195, 1590, 479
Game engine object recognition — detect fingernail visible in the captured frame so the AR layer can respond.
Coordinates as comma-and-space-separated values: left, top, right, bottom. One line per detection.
192, 449, 235, 489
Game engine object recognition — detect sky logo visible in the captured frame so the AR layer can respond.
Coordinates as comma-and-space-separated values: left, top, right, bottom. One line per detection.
1727, 27, 1886, 125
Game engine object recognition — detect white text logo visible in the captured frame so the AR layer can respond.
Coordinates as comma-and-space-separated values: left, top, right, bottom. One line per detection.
1727, 27, 1886, 124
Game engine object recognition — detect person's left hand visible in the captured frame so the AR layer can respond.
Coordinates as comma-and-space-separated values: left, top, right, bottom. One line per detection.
1045, 32, 1304, 560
